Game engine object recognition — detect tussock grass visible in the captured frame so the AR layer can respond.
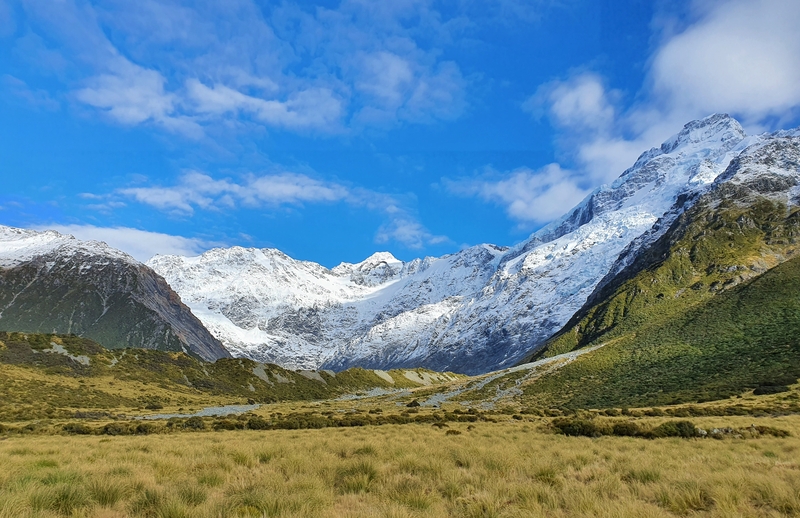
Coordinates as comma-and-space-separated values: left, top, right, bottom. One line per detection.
1, 418, 799, 516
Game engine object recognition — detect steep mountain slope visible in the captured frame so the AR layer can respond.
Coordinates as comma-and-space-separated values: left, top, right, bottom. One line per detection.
150, 114, 783, 374
0, 227, 230, 361
516, 132, 800, 408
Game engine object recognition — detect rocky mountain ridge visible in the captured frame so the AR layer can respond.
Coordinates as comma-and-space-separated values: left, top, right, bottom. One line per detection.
0, 226, 230, 361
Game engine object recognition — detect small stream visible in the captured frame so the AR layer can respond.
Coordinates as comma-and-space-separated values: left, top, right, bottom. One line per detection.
135, 404, 260, 420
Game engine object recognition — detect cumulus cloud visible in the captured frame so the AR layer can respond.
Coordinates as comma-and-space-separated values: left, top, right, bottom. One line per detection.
525, 73, 615, 132
33, 224, 211, 262
77, 70, 171, 124
650, 0, 800, 126
445, 164, 590, 224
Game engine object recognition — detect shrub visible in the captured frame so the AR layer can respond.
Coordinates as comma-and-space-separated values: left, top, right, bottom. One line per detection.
62, 423, 93, 435
552, 418, 605, 437
247, 416, 271, 430
184, 416, 205, 430
212, 419, 243, 431
102, 422, 132, 436
611, 421, 642, 437
755, 425, 791, 437
647, 420, 697, 438
134, 423, 155, 435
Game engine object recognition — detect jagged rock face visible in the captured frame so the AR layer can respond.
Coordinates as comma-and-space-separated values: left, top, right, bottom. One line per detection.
149, 115, 799, 375
0, 227, 229, 361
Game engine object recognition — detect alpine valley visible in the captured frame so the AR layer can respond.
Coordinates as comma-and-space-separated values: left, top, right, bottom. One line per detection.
3, 113, 796, 377
147, 114, 800, 375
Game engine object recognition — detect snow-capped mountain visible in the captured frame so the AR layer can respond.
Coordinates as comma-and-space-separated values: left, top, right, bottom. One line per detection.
148, 114, 795, 374
0, 226, 230, 361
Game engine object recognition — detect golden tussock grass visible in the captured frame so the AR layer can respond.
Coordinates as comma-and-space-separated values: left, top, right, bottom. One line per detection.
1, 417, 800, 517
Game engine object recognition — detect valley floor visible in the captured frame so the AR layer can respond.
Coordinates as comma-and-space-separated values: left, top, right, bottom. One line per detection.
1, 416, 799, 517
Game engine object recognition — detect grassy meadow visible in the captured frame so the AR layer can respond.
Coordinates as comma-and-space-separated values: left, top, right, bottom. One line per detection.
1, 416, 799, 518
3, 330, 800, 517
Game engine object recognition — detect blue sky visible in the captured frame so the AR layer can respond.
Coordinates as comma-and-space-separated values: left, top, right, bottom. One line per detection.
1, 0, 799, 267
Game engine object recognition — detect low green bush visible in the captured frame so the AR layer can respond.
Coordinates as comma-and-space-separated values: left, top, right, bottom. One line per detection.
62, 423, 93, 435
183, 416, 205, 430
647, 420, 697, 438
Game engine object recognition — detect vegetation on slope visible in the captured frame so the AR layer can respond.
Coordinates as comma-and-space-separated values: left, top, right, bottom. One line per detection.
0, 332, 461, 422
521, 198, 800, 409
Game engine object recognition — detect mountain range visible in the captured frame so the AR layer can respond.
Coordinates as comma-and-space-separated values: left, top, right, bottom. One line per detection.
1, 114, 798, 376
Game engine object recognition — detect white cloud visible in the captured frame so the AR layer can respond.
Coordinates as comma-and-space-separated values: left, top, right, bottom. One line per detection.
186, 80, 343, 130
33, 224, 211, 262
15, 0, 477, 135
651, 0, 800, 125
119, 171, 350, 214
375, 218, 449, 249
525, 73, 615, 132
520, 0, 800, 197
524, 73, 642, 184
445, 164, 590, 224
113, 170, 446, 249
76, 60, 204, 137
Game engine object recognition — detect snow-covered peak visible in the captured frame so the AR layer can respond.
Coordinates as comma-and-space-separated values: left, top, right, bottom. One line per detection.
333, 251, 401, 274
332, 251, 405, 286
0, 225, 137, 268
660, 113, 746, 155
509, 114, 748, 260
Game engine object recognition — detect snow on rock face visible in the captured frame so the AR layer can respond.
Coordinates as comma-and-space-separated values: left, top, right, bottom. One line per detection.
149, 114, 795, 374
0, 225, 229, 361
0, 226, 136, 268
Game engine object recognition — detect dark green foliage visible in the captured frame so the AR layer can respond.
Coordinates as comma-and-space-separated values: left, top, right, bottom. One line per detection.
212, 418, 244, 431
552, 418, 699, 439
611, 421, 643, 437
552, 418, 607, 437
648, 420, 697, 438
62, 423, 93, 435
183, 416, 205, 430
753, 385, 790, 395
102, 423, 132, 436
246, 416, 270, 430
134, 423, 155, 435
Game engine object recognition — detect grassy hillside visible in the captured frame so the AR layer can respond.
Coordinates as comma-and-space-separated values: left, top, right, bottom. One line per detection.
0, 332, 462, 422
519, 198, 800, 409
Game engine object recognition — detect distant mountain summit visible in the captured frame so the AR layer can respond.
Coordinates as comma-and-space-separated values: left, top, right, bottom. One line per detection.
150, 114, 798, 374
0, 226, 229, 361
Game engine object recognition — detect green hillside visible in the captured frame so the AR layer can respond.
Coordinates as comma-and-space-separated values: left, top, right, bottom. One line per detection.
0, 332, 461, 422
521, 198, 800, 409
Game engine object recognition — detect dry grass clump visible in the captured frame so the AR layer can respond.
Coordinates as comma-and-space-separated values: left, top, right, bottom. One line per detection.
1, 418, 799, 517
